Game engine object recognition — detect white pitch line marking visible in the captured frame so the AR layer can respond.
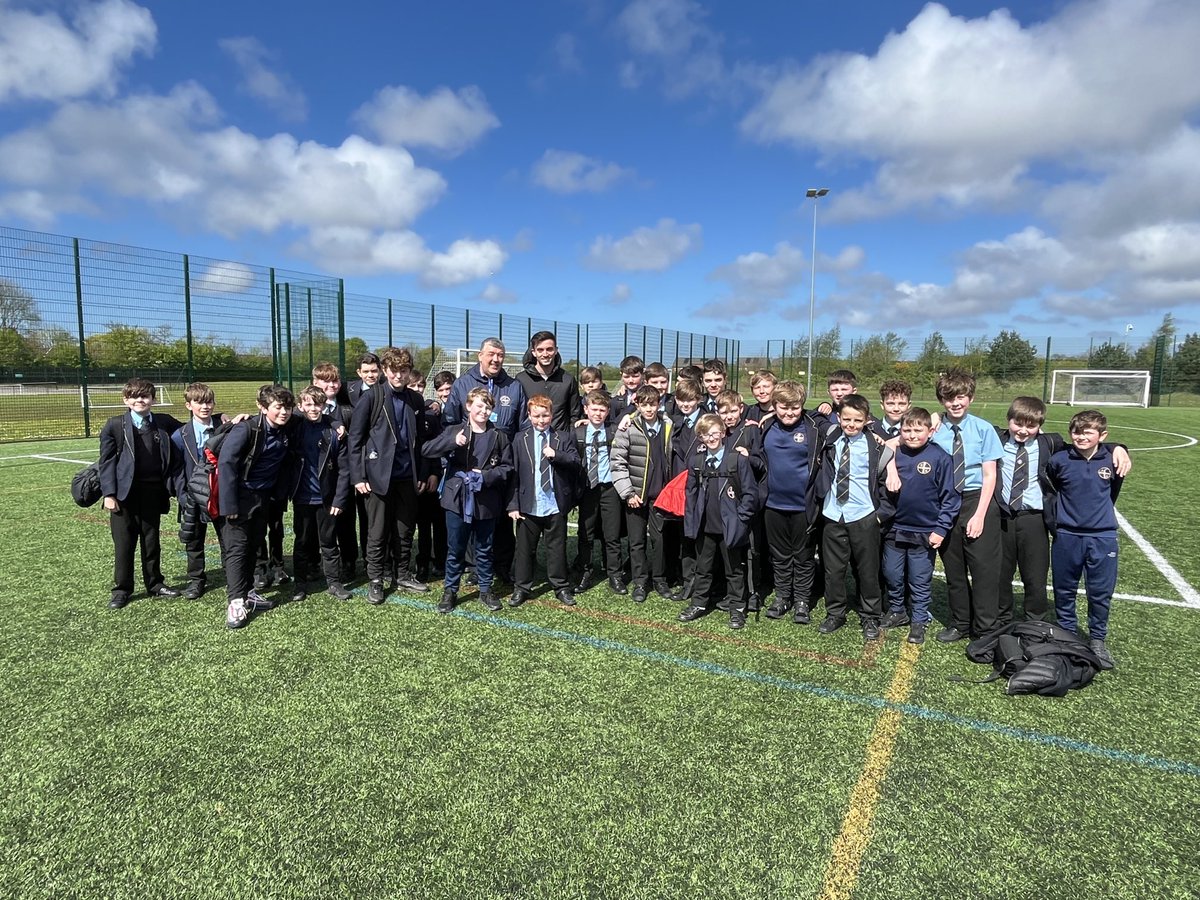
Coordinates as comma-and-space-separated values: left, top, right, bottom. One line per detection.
32, 454, 93, 464
1115, 510, 1200, 608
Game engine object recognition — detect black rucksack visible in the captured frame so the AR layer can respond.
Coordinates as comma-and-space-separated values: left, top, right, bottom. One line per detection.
70, 462, 102, 507
185, 418, 255, 517
958, 621, 1103, 697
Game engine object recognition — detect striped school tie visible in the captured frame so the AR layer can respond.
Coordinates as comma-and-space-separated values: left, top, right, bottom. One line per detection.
539, 433, 553, 495
951, 424, 966, 492
588, 432, 601, 488
1009, 442, 1028, 511
836, 439, 850, 504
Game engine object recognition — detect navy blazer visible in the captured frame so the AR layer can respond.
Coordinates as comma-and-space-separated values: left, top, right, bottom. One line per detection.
724, 420, 767, 481
292, 416, 352, 510
98, 410, 183, 508
348, 385, 437, 494
423, 423, 513, 520
508, 427, 581, 515
170, 413, 230, 503
216, 415, 297, 518
346, 380, 372, 408
669, 414, 701, 478
574, 421, 617, 488
683, 449, 759, 547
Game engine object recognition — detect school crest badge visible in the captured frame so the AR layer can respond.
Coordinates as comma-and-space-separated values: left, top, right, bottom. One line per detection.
793, 432, 805, 443
726, 485, 736, 499
1098, 467, 1113, 480
499, 395, 511, 406
916, 461, 932, 475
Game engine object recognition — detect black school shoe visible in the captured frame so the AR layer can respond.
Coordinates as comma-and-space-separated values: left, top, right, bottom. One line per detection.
108, 594, 130, 610
818, 615, 847, 634
437, 590, 456, 614
729, 609, 747, 630
766, 596, 791, 619
182, 582, 205, 600
607, 576, 628, 595
480, 592, 502, 612
367, 581, 387, 605
327, 583, 353, 601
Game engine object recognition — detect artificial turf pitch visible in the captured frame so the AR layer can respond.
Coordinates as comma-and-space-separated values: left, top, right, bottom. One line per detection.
2, 407, 1199, 899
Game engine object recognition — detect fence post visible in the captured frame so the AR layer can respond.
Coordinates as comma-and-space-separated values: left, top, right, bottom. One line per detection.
269, 269, 279, 383
575, 323, 581, 376
429, 303, 435, 373
73, 237, 90, 438
388, 298, 394, 348
1041, 337, 1052, 402
306, 287, 314, 373
337, 278, 346, 374
465, 309, 471, 351
284, 283, 293, 390
182, 254, 194, 382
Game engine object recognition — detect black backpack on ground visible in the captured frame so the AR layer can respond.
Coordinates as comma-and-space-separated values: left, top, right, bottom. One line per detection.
959, 621, 1103, 697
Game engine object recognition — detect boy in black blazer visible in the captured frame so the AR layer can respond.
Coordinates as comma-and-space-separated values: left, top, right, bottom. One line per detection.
99, 377, 183, 609
422, 387, 514, 613
572, 390, 625, 593
348, 347, 439, 605
170, 382, 232, 600
507, 395, 581, 607
289, 386, 354, 602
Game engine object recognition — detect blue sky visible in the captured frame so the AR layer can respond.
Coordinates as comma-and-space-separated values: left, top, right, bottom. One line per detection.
1, 0, 1198, 354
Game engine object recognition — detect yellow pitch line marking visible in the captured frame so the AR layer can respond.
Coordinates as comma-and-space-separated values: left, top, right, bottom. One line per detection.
819, 639, 923, 900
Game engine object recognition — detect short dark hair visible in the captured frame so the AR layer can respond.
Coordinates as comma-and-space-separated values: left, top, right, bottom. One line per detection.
879, 380, 911, 401
123, 377, 156, 400
901, 407, 933, 428
530, 330, 556, 347
702, 358, 727, 377
1069, 410, 1108, 434
634, 384, 660, 406
357, 352, 380, 368
184, 382, 214, 404
1007, 396, 1046, 427
620, 356, 645, 375
258, 384, 295, 408
838, 393, 871, 418
828, 369, 857, 388
936, 368, 976, 401
433, 370, 455, 390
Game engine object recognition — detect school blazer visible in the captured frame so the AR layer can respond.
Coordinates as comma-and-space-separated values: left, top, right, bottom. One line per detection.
683, 449, 759, 548
346, 380, 371, 407
813, 427, 896, 524
725, 421, 767, 481
422, 423, 513, 520
170, 414, 230, 503
508, 427, 581, 515
291, 416, 352, 510
574, 422, 617, 487
669, 416, 701, 478
216, 415, 298, 517
98, 410, 183, 508
348, 386, 436, 494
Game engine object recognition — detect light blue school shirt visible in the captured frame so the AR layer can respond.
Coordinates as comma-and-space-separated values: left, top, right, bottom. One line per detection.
931, 413, 1003, 492
822, 432, 874, 524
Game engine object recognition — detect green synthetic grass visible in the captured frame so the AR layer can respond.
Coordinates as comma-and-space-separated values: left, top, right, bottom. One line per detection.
2, 405, 1199, 898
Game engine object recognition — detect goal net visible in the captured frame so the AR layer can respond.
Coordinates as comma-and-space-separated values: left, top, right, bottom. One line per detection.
81, 383, 176, 409
1049, 370, 1150, 407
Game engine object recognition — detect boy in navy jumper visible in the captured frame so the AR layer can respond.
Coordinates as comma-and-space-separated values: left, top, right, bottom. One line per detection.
219, 384, 296, 629
677, 415, 760, 630
573, 390, 625, 594
814, 394, 895, 640
422, 387, 514, 613
171, 382, 236, 600
760, 381, 825, 623
1046, 410, 1125, 669
99, 378, 183, 609
995, 397, 1132, 627
881, 407, 960, 644
289, 386, 354, 602
507, 394, 581, 607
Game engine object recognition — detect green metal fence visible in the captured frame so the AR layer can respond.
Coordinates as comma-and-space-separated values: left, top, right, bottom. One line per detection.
0, 225, 738, 441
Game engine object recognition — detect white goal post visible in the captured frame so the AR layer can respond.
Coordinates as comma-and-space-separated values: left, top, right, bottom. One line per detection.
80, 384, 174, 409
1049, 369, 1150, 408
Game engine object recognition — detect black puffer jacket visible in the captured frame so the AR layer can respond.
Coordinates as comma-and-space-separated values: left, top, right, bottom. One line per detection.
515, 350, 582, 432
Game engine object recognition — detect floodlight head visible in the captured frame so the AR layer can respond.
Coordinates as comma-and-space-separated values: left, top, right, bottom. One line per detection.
806, 188, 830, 198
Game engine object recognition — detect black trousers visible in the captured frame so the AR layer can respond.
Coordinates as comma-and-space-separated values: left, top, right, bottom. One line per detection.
625, 503, 664, 590
514, 512, 571, 592
292, 502, 344, 585
223, 491, 271, 600
998, 510, 1050, 624
574, 482, 624, 578
255, 496, 288, 575
655, 510, 682, 585
750, 513, 773, 598
109, 482, 167, 599
938, 490, 1001, 636
692, 532, 747, 613
415, 489, 447, 573
183, 508, 225, 588
336, 499, 359, 572
821, 515, 882, 621
764, 508, 817, 608
365, 478, 417, 582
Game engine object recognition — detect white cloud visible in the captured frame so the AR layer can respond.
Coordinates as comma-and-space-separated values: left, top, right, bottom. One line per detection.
0, 0, 155, 103
742, 0, 1200, 217
552, 33, 582, 73
353, 85, 499, 156
299, 227, 506, 285
708, 241, 808, 300
479, 283, 518, 305
585, 218, 700, 271
424, 239, 507, 287
191, 261, 258, 295
608, 283, 632, 305
615, 0, 730, 99
219, 36, 308, 122
532, 149, 634, 194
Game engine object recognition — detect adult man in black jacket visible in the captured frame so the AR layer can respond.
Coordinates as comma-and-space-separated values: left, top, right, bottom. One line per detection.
515, 331, 581, 432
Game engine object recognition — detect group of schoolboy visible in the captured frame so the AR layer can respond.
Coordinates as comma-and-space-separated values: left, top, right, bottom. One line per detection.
97, 339, 1130, 668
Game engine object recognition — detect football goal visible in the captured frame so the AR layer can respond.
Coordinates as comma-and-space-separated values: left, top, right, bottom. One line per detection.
1049, 370, 1150, 407
80, 384, 175, 409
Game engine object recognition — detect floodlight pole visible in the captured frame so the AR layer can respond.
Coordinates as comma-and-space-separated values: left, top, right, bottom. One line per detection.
805, 187, 829, 398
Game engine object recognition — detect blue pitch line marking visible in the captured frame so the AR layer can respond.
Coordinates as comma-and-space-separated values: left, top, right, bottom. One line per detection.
387, 594, 1200, 779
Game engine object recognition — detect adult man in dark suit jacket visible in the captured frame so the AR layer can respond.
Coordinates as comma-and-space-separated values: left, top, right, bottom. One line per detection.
349, 347, 439, 604
345, 352, 381, 407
